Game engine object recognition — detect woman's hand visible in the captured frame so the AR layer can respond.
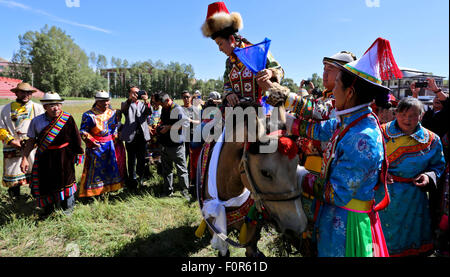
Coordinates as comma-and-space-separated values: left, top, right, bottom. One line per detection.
413, 174, 430, 187
226, 93, 240, 107
386, 173, 394, 184
257, 69, 274, 92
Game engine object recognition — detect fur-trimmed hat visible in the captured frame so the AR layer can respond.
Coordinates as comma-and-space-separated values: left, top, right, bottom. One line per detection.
201, 2, 243, 39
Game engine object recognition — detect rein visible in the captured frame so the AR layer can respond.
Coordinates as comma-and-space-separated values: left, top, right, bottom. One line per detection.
239, 134, 302, 214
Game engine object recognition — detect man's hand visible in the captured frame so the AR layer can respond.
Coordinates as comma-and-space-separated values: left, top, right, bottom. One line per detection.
410, 82, 420, 98
159, 125, 171, 134
20, 158, 29, 173
9, 139, 22, 148
129, 91, 138, 102
414, 174, 430, 187
141, 91, 149, 102
426, 77, 439, 93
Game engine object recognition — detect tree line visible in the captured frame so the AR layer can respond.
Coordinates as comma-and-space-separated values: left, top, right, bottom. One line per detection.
1, 25, 322, 99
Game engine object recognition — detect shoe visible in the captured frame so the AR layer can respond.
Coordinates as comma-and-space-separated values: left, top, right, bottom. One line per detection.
182, 190, 191, 201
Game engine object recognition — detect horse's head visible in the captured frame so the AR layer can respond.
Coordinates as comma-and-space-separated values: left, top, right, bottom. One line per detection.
226, 100, 307, 248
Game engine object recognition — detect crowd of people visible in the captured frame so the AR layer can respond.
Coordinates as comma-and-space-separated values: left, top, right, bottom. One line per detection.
0, 1, 448, 258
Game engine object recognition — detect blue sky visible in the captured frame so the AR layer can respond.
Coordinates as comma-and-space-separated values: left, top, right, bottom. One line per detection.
0, 0, 448, 82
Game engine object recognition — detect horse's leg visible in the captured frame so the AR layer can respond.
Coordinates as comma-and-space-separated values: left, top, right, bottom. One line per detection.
244, 224, 265, 257
218, 249, 230, 257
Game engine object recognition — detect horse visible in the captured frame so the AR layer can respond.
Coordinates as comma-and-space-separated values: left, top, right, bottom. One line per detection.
195, 100, 308, 257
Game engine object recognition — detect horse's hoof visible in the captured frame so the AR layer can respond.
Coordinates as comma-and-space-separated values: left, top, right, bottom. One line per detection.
218, 250, 230, 257
245, 250, 266, 258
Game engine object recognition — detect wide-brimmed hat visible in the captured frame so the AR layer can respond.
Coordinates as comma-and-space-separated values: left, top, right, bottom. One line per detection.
334, 37, 403, 93
323, 51, 357, 66
40, 92, 64, 105
94, 90, 110, 100
201, 2, 243, 39
10, 82, 37, 93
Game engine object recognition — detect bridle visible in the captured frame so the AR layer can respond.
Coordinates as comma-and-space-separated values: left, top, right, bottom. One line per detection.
238, 134, 303, 215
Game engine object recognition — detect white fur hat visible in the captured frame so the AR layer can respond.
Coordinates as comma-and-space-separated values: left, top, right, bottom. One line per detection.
95, 90, 110, 100
40, 92, 64, 105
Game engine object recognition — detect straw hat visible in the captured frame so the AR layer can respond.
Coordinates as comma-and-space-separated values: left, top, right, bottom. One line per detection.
40, 92, 64, 105
10, 82, 37, 93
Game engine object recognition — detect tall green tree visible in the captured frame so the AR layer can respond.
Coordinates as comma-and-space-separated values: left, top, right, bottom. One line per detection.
10, 25, 106, 97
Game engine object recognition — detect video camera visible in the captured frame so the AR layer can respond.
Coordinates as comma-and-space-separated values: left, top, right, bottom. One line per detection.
415, 81, 428, 88
137, 90, 147, 99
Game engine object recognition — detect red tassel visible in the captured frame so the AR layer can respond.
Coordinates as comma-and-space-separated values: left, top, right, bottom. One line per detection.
278, 137, 298, 160
365, 38, 403, 81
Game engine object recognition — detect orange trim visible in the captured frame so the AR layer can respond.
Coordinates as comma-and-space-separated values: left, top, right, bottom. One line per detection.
78, 181, 124, 198
387, 131, 435, 164
47, 142, 69, 150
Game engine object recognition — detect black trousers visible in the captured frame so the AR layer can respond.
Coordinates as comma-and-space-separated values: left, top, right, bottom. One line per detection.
125, 132, 147, 188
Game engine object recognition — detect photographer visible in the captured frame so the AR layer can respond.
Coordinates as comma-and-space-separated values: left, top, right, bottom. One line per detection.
411, 78, 449, 138
120, 86, 153, 191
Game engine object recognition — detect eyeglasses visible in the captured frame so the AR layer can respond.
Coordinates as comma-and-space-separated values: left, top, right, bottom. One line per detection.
183, 96, 190, 99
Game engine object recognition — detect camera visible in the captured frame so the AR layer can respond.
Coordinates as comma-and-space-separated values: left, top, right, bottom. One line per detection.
415, 81, 428, 88
303, 79, 311, 86
137, 90, 147, 99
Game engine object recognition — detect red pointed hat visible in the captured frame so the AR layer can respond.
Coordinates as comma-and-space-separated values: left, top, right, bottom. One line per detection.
201, 2, 243, 39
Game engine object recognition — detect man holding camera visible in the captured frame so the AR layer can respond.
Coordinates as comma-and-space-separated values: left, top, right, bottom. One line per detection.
411, 77, 449, 138
120, 86, 152, 191
153, 92, 190, 200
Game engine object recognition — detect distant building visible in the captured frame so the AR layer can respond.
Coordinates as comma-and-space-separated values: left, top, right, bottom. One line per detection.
382, 67, 447, 99
0, 76, 44, 99
0, 57, 9, 73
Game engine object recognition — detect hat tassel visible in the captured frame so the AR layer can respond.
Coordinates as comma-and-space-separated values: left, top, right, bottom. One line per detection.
368, 38, 403, 80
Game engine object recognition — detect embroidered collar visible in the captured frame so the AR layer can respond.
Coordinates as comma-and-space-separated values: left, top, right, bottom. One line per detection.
385, 119, 429, 144
335, 103, 371, 124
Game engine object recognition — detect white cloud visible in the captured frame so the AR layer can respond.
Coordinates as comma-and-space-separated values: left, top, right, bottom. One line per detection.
365, 0, 380, 8
0, 0, 111, 34
65, 0, 80, 8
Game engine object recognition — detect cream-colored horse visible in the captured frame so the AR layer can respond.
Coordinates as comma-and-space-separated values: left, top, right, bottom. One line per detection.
197, 101, 307, 257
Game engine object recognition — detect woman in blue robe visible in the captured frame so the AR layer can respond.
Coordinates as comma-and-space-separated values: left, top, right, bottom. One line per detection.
79, 92, 124, 198
376, 97, 445, 256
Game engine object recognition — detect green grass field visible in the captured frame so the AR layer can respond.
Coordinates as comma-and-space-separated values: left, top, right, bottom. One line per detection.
0, 98, 291, 257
